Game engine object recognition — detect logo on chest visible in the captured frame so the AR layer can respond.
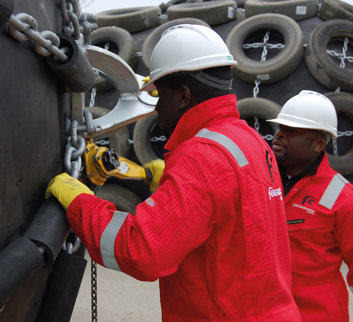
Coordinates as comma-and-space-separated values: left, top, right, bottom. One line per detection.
292, 195, 316, 215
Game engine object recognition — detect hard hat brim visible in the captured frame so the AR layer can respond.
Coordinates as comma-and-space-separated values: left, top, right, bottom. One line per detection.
140, 81, 156, 92
267, 118, 338, 138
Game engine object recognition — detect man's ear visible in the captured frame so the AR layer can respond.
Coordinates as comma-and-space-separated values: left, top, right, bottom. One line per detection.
178, 85, 191, 110
312, 137, 327, 153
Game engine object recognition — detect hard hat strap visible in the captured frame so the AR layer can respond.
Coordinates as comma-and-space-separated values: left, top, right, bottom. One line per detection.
189, 70, 233, 90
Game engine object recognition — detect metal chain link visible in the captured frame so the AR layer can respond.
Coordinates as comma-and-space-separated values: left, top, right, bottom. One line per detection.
7, 13, 69, 61
90, 87, 97, 107
326, 37, 353, 68
253, 79, 261, 98
91, 260, 98, 322
60, 0, 97, 44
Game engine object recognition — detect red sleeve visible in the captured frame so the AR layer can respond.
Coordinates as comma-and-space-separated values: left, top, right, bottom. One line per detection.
68, 142, 238, 281
334, 183, 353, 286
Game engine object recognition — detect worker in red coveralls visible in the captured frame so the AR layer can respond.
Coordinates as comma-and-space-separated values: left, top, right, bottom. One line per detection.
46, 24, 301, 321
268, 90, 353, 321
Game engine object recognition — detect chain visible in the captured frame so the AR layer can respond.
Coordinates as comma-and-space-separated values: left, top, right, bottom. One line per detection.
253, 79, 261, 98
7, 13, 69, 61
90, 87, 97, 107
253, 116, 260, 132
91, 260, 98, 322
262, 134, 274, 141
60, 0, 97, 44
150, 135, 167, 142
332, 137, 338, 156
326, 37, 353, 69
330, 131, 353, 157
338, 130, 353, 137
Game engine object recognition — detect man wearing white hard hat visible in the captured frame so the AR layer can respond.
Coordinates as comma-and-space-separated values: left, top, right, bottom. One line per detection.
46, 24, 300, 321
268, 90, 353, 321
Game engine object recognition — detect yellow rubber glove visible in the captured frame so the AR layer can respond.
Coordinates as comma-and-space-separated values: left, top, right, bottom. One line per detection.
143, 159, 165, 193
45, 173, 94, 210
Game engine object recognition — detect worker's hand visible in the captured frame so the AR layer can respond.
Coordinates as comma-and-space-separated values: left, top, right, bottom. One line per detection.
45, 173, 94, 210
144, 159, 165, 193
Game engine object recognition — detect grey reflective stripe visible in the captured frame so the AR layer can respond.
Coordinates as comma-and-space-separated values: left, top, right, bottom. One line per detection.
100, 211, 129, 270
319, 174, 348, 209
196, 128, 248, 167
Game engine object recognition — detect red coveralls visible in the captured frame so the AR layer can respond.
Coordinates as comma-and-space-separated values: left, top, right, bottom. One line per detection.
68, 95, 301, 321
285, 153, 353, 321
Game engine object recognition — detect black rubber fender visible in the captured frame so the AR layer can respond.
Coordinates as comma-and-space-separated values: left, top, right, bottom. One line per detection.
304, 19, 353, 93
96, 6, 162, 33
319, 0, 353, 21
142, 17, 210, 71
85, 106, 131, 158
226, 13, 304, 84
237, 97, 281, 140
133, 114, 166, 164
245, 0, 318, 21
324, 92, 353, 175
96, 183, 142, 215
0, 0, 14, 25
166, 0, 237, 26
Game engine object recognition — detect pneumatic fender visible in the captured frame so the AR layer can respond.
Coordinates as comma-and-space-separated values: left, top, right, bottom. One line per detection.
319, 0, 353, 21
324, 92, 353, 175
166, 0, 237, 26
304, 19, 353, 93
85, 106, 131, 158
91, 26, 137, 92
96, 6, 161, 33
226, 13, 304, 84
245, 0, 318, 21
96, 183, 142, 215
142, 18, 210, 71
237, 97, 281, 142
133, 114, 166, 164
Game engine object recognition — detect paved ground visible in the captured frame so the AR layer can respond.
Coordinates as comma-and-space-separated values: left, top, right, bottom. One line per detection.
71, 252, 353, 321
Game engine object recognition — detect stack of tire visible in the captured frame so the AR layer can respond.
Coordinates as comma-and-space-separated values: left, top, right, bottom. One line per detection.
87, 0, 353, 209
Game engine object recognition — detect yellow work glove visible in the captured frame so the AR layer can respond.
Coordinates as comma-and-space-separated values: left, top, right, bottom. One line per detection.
45, 173, 94, 210
144, 159, 165, 193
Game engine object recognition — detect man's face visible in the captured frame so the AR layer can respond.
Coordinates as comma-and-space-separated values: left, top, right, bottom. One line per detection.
154, 82, 183, 137
272, 125, 320, 169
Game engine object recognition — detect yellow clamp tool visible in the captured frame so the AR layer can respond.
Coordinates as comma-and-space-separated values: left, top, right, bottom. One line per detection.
84, 140, 152, 186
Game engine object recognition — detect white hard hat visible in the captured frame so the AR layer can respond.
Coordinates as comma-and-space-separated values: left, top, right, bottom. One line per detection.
141, 24, 237, 91
267, 90, 338, 138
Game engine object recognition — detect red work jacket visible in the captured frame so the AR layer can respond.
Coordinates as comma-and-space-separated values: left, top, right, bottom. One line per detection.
68, 95, 301, 321
285, 153, 353, 321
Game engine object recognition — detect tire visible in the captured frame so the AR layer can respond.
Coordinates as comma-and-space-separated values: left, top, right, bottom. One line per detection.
96, 183, 142, 215
97, 6, 161, 33
324, 92, 353, 175
91, 27, 137, 69
304, 19, 353, 93
166, 0, 237, 26
319, 0, 353, 21
245, 0, 318, 21
133, 114, 166, 164
85, 106, 131, 158
226, 13, 304, 84
142, 18, 210, 71
91, 27, 137, 92
237, 97, 281, 142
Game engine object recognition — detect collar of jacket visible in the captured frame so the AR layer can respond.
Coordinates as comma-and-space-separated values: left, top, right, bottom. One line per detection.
164, 94, 239, 152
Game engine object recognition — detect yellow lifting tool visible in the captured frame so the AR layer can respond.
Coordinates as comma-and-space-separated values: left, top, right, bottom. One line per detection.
83, 140, 151, 187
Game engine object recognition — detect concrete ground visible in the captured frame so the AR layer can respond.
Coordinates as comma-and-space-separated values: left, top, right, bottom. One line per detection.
71, 252, 353, 321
